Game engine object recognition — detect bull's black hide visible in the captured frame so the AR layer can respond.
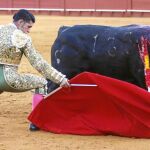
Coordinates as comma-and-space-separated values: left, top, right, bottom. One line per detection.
47, 24, 150, 92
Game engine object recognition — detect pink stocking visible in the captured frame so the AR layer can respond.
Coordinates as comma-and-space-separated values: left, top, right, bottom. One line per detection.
32, 94, 44, 110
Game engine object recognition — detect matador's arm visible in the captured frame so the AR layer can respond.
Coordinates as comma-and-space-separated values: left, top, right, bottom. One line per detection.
23, 38, 66, 84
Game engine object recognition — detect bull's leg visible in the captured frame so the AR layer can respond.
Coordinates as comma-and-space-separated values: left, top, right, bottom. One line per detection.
47, 79, 59, 93
129, 53, 147, 90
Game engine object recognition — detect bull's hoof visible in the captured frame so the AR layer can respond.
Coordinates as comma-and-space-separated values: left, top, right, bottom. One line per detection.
29, 123, 39, 131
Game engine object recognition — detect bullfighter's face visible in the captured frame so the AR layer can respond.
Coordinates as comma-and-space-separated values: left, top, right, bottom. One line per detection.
17, 19, 34, 34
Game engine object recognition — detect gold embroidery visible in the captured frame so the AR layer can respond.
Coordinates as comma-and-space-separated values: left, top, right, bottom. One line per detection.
0, 24, 66, 90
0, 24, 22, 65
11, 29, 29, 48
3, 65, 47, 90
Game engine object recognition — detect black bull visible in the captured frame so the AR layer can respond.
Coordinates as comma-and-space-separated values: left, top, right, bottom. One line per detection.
47, 24, 150, 93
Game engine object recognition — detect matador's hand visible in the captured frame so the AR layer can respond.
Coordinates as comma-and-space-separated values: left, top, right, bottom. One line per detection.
60, 78, 70, 88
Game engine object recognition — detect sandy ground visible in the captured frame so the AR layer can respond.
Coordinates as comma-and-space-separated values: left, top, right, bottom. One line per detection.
0, 15, 150, 150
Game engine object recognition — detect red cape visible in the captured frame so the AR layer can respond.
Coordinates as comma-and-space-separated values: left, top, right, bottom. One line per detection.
28, 72, 150, 138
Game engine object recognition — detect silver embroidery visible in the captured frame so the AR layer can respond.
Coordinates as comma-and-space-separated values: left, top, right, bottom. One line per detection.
23, 38, 66, 84
0, 23, 66, 90
11, 29, 29, 48
3, 65, 47, 90
0, 24, 23, 65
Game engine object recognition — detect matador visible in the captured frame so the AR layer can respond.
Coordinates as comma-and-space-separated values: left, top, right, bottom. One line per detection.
0, 10, 70, 94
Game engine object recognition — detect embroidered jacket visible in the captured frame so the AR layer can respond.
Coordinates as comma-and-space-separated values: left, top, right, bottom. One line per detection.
0, 23, 65, 84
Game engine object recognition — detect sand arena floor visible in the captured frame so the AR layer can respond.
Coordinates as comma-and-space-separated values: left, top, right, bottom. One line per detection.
0, 15, 150, 150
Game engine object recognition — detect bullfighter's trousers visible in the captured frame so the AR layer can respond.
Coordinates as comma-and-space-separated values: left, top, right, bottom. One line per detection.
0, 64, 47, 93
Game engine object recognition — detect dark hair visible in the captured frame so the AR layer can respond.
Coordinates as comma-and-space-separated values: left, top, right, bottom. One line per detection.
13, 9, 35, 23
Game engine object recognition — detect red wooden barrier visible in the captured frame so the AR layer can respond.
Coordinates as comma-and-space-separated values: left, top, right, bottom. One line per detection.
0, 0, 150, 17
95, 0, 127, 9
12, 0, 39, 8
65, 0, 95, 9
0, 0, 12, 7
39, 0, 64, 8
132, 0, 150, 9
